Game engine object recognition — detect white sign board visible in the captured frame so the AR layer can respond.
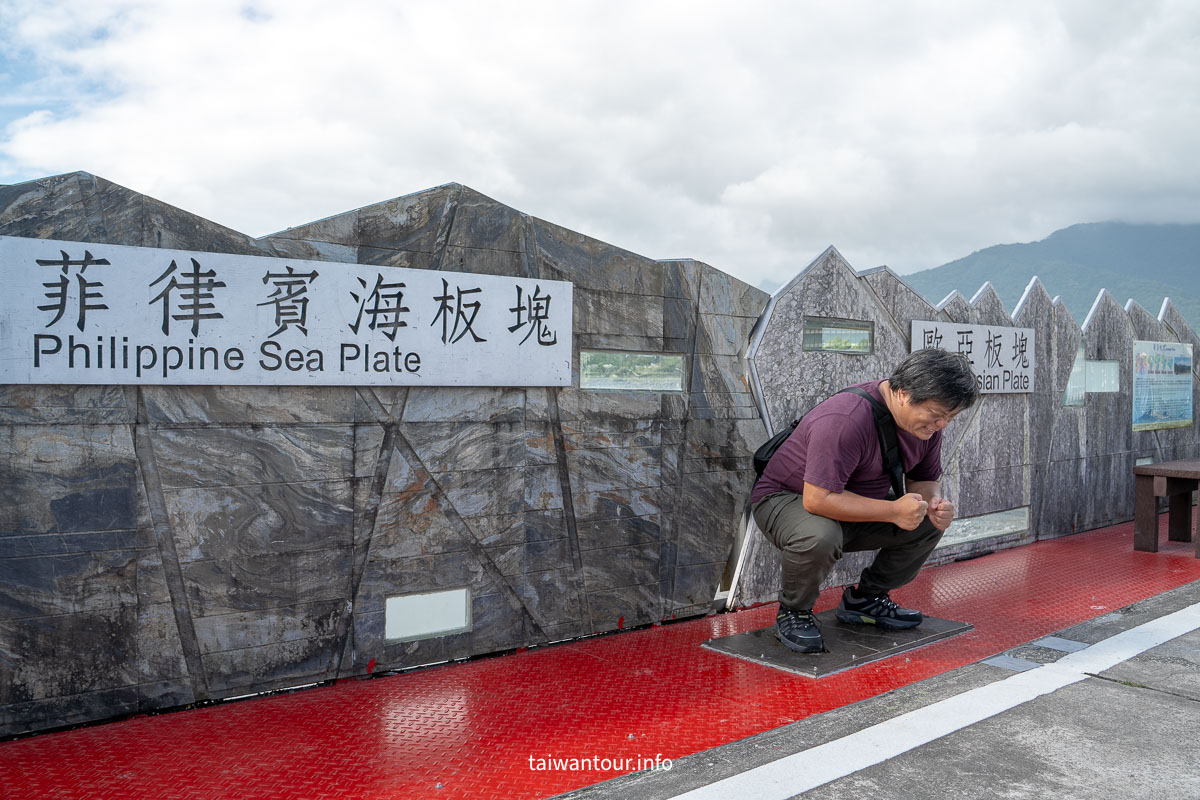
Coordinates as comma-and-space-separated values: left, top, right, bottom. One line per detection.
910, 320, 1035, 393
0, 236, 573, 386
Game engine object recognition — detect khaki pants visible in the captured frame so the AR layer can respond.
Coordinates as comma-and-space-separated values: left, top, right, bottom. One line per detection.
752, 491, 943, 611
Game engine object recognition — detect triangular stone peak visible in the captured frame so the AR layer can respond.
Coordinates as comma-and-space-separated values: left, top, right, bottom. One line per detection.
1051, 296, 1080, 331
1160, 299, 1200, 360
937, 290, 972, 323
1081, 289, 1126, 333
967, 281, 1010, 326
859, 265, 939, 345
1012, 277, 1052, 324
1124, 299, 1170, 341
772, 245, 855, 300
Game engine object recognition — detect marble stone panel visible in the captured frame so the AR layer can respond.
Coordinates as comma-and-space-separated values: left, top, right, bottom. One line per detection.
937, 292, 972, 322
0, 549, 138, 619
532, 217, 665, 297
401, 421, 525, 474
682, 456, 755, 474
576, 515, 661, 550
523, 464, 563, 511
511, 569, 584, 632
201, 635, 335, 697
435, 467, 525, 517
256, 235, 358, 264
0, 605, 138, 703
0, 385, 131, 425
672, 561, 723, 609
371, 508, 508, 557
574, 288, 664, 338
467, 592, 533, 653
1162, 300, 1200, 355
565, 445, 663, 493
192, 600, 342, 655
946, 464, 1030, 518
673, 471, 745, 566
563, 426, 660, 450
685, 418, 766, 460
664, 297, 696, 342
967, 283, 1011, 325
0, 685, 141, 738
571, 487, 661, 522
485, 538, 572, 577
135, 602, 189, 682
861, 269, 938, 335
585, 582, 664, 632
351, 245, 438, 270
575, 333, 668, 353
352, 424, 386, 479
401, 387, 525, 422
581, 542, 659, 592
659, 259, 701, 301
555, 388, 665, 423
439, 244, 528, 278
143, 386, 358, 425
698, 263, 770, 319
1125, 300, 1169, 340
944, 394, 1029, 474
181, 547, 353, 616
691, 354, 750, 396
445, 187, 526, 253
151, 425, 352, 489
524, 421, 556, 465
0, 529, 142, 559
696, 312, 757, 357
0, 425, 142, 535
166, 479, 353, 562
1048, 406, 1086, 462
141, 195, 271, 257
0, 173, 95, 241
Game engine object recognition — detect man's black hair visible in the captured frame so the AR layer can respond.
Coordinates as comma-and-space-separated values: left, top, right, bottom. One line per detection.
888, 348, 980, 411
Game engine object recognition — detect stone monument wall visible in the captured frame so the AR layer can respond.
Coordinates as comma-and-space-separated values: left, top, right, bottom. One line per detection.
3, 172, 1195, 737
0, 172, 768, 737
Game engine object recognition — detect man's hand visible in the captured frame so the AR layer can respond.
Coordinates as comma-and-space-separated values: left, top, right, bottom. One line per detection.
892, 493, 929, 530
927, 496, 956, 531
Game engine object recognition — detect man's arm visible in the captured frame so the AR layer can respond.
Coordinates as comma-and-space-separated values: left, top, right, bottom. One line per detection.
907, 479, 955, 531
803, 483, 930, 530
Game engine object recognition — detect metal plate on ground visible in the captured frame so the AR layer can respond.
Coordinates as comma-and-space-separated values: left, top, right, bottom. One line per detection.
702, 611, 973, 678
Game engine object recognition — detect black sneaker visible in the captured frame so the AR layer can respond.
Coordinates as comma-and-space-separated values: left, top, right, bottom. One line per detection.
775, 608, 824, 653
835, 587, 923, 630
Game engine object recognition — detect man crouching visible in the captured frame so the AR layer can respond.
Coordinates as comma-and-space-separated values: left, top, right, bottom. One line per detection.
749, 348, 980, 653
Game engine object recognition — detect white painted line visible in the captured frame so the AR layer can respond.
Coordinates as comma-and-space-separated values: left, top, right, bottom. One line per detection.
669, 601, 1200, 800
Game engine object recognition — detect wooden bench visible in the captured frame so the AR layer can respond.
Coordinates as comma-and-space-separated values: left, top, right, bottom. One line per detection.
1133, 459, 1200, 557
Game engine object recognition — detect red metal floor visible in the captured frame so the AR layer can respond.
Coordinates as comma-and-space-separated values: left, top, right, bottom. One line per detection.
3, 520, 1199, 800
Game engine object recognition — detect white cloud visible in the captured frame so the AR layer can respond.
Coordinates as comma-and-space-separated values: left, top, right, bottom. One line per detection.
2, 0, 1198, 290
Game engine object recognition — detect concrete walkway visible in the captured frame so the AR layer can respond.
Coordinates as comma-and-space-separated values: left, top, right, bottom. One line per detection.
556, 580, 1200, 799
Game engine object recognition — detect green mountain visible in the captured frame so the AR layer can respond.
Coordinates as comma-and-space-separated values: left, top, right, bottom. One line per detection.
901, 222, 1200, 331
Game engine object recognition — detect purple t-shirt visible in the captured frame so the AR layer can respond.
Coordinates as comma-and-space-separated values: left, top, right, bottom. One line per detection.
750, 380, 943, 505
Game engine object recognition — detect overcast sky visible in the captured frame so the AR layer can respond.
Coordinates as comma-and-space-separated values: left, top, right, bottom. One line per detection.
1, 0, 1197, 291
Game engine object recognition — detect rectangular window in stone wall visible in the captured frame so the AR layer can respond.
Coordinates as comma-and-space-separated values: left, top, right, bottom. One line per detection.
802, 317, 874, 354
580, 350, 685, 391
386, 588, 472, 642
1063, 344, 1120, 406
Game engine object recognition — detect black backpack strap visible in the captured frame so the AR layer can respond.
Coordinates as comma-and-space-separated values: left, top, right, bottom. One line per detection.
839, 387, 905, 498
